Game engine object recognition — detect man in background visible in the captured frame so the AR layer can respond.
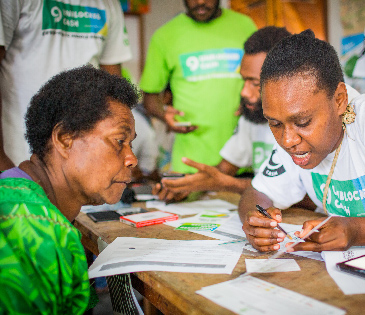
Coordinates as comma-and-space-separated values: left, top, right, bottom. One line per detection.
154, 26, 291, 202
139, 0, 256, 173
0, 0, 131, 170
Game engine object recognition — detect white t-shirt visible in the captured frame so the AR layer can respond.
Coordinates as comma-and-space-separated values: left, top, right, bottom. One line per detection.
252, 93, 365, 217
0, 0, 132, 165
219, 116, 275, 174
131, 108, 159, 175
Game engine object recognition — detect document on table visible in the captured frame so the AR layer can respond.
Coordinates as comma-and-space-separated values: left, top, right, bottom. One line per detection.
88, 237, 243, 278
322, 247, 365, 295
146, 199, 237, 216
167, 213, 323, 260
197, 275, 345, 315
81, 201, 130, 213
278, 223, 323, 261
245, 259, 300, 273
166, 212, 247, 240
165, 210, 233, 231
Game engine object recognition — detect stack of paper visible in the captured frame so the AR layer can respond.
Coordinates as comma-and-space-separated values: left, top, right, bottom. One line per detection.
88, 237, 244, 278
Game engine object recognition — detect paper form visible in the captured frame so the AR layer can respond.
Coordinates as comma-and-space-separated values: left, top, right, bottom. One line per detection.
88, 238, 243, 278
166, 210, 233, 231
322, 247, 365, 295
167, 213, 323, 260
197, 275, 346, 315
278, 223, 323, 261
245, 259, 300, 273
146, 199, 237, 216
81, 201, 130, 213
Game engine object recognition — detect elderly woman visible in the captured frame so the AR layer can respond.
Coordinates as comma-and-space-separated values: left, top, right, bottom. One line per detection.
0, 66, 138, 313
239, 30, 365, 253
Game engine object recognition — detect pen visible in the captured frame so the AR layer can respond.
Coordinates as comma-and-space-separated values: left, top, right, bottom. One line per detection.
255, 204, 293, 240
268, 215, 332, 260
218, 239, 247, 245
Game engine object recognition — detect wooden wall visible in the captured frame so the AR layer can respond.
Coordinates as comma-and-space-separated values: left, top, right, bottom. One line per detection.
231, 0, 327, 40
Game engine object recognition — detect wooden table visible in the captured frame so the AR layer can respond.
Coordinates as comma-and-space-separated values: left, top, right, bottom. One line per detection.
75, 192, 365, 315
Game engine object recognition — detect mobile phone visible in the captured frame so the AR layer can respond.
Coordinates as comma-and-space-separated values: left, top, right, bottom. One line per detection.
131, 184, 153, 195
336, 254, 365, 279
116, 207, 148, 216
87, 210, 121, 222
174, 122, 192, 127
162, 172, 185, 179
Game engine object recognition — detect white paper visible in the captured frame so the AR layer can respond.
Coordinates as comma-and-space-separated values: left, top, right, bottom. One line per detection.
245, 259, 300, 273
81, 201, 130, 213
197, 275, 345, 315
134, 194, 159, 201
322, 247, 365, 295
146, 199, 237, 216
165, 210, 231, 229
88, 237, 243, 278
277, 223, 323, 261
166, 211, 246, 239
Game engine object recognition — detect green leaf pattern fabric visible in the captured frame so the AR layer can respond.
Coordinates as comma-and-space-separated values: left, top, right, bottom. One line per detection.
0, 178, 89, 314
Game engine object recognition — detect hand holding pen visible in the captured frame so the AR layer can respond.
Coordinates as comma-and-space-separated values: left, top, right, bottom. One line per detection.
256, 205, 293, 240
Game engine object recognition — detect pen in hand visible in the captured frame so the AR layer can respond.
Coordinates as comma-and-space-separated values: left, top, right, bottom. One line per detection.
255, 204, 293, 240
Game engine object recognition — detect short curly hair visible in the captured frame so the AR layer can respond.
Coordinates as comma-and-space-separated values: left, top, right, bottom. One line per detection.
25, 65, 139, 161
260, 29, 344, 98
244, 26, 291, 55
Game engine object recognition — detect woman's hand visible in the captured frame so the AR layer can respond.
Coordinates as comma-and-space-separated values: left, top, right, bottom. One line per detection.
242, 206, 286, 252
286, 217, 363, 252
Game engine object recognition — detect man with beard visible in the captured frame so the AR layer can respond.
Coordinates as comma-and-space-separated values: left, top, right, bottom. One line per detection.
153, 27, 292, 202
140, 0, 256, 173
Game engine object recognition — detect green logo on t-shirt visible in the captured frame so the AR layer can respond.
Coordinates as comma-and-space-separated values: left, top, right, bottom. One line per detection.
42, 1, 107, 35
312, 173, 365, 217
252, 142, 273, 172
180, 48, 243, 82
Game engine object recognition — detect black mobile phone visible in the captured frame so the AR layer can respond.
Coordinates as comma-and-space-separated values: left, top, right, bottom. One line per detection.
162, 172, 185, 179
336, 254, 365, 279
87, 211, 121, 222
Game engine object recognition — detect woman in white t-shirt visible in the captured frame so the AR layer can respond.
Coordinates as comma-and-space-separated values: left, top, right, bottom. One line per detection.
239, 29, 365, 253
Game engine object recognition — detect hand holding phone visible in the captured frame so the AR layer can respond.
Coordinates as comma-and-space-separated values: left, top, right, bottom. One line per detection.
174, 121, 192, 127
162, 172, 185, 180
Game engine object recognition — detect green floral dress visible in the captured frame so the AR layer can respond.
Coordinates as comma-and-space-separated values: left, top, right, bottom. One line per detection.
0, 177, 89, 314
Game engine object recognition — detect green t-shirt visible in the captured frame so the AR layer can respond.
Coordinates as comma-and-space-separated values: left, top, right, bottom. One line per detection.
0, 178, 89, 314
139, 9, 257, 173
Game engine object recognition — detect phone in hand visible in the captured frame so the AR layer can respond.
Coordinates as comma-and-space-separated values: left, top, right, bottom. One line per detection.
162, 172, 185, 180
336, 254, 365, 279
174, 122, 192, 127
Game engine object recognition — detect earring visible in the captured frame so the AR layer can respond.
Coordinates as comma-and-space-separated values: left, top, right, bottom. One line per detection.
342, 104, 356, 131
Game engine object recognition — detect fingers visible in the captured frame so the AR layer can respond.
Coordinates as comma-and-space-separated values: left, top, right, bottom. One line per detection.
286, 217, 355, 252
161, 176, 194, 190
244, 225, 283, 252
181, 157, 217, 176
152, 183, 189, 203
165, 106, 182, 116
286, 239, 345, 252
263, 207, 282, 223
170, 125, 198, 134
297, 219, 323, 239
152, 183, 163, 195
243, 207, 284, 252
164, 107, 198, 133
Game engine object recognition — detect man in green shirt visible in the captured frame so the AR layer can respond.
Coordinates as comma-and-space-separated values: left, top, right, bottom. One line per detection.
139, 0, 256, 173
